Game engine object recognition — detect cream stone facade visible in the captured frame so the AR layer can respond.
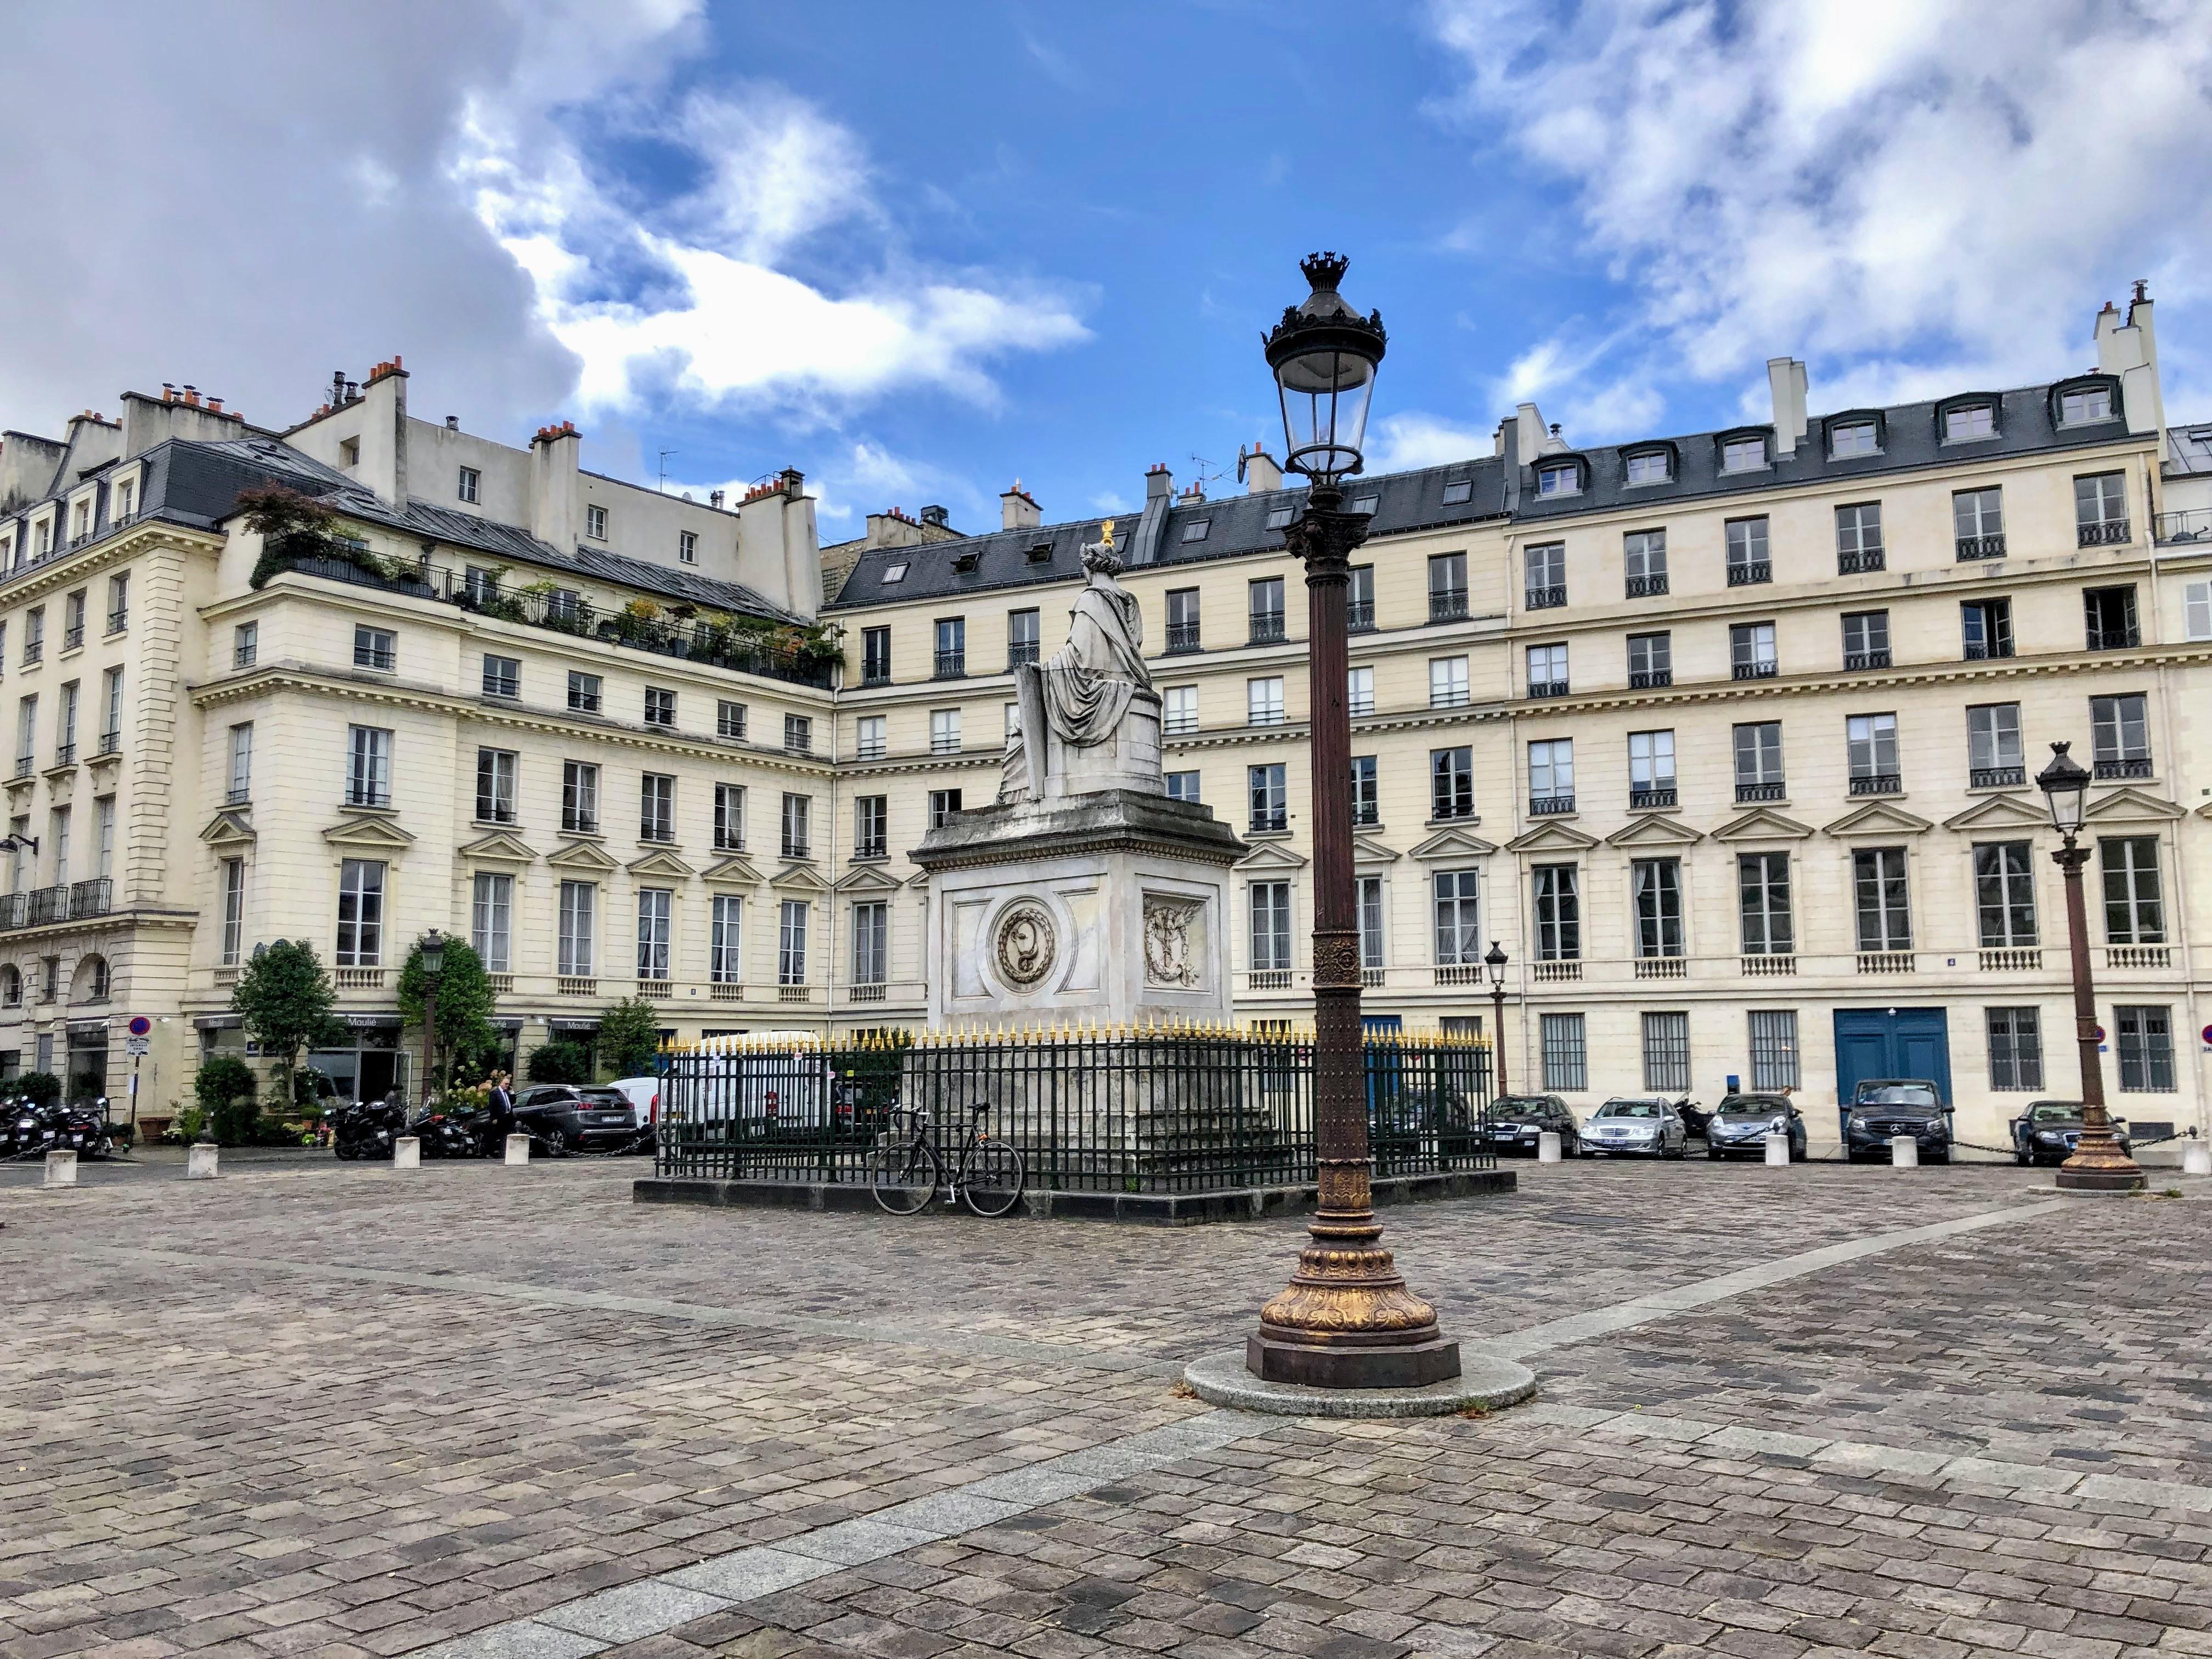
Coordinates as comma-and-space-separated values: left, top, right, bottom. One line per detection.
3, 293, 2210, 1152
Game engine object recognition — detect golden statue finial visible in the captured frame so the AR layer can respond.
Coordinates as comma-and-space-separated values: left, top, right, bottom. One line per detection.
1099, 518, 1115, 550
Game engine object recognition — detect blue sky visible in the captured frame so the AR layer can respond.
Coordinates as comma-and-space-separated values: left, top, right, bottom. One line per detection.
5, 2, 2210, 539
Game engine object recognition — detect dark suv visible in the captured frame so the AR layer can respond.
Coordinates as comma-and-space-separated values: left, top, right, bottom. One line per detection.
512, 1085, 642, 1156
1483, 1094, 1580, 1156
1844, 1079, 1951, 1163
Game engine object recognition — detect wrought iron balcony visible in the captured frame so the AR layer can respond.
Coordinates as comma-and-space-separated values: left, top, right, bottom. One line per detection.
1970, 766, 2026, 788
1736, 780, 1786, 803
1528, 793, 1576, 816
1525, 585, 1566, 610
1165, 620, 1203, 652
1844, 649, 1892, 671
932, 650, 966, 679
98, 729, 120, 755
1629, 786, 1677, 810
1628, 669, 1672, 689
1345, 601, 1375, 633
1962, 641, 2012, 661
1624, 574, 1668, 599
1955, 534, 2007, 561
62, 625, 83, 652
1837, 550, 1885, 574
0, 879, 110, 933
861, 667, 892, 687
2078, 518, 2130, 547
1731, 661, 1778, 681
2094, 756, 2153, 780
2085, 624, 2140, 651
1849, 772, 1903, 795
1006, 641, 1041, 672
1527, 680, 1568, 699
106, 609, 128, 635
51, 744, 75, 768
1248, 614, 1286, 645
1429, 590, 1470, 623
1727, 561, 1771, 586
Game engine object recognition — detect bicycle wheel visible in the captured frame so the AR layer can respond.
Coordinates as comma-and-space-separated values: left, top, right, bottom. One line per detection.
961, 1138, 1026, 1218
869, 1134, 939, 1215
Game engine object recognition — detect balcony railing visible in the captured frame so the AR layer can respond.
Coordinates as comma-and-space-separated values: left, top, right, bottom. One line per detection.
98, 730, 119, 756
2103, 944, 2172, 969
854, 838, 887, 860
1346, 602, 1375, 633
487, 974, 514, 995
778, 985, 815, 1003
1634, 957, 1687, 979
1955, 534, 2007, 561
1732, 661, 1778, 681
106, 609, 127, 635
1736, 780, 1786, 803
1978, 948, 2041, 971
1970, 766, 2026, 788
1528, 794, 1576, 816
1532, 961, 1581, 982
1726, 561, 1771, 586
710, 983, 746, 1001
2086, 625, 2140, 652
1849, 772, 1902, 795
1627, 574, 1670, 600
861, 666, 892, 687
933, 650, 966, 679
10, 757, 29, 780
1837, 550, 1885, 574
1432, 964, 1486, 986
1627, 669, 1672, 689
0, 879, 110, 933
1963, 641, 2013, 661
2078, 518, 2130, 547
1249, 969, 1294, 991
61, 625, 83, 652
334, 967, 385, 990
1006, 642, 1039, 669
51, 744, 75, 768
557, 976, 598, 996
23, 642, 41, 665
1527, 680, 1568, 699
2094, 756, 2153, 780
1844, 650, 1892, 672
1741, 954, 1796, 976
1430, 591, 1470, 623
1165, 620, 1202, 653
1629, 786, 1677, 810
1525, 585, 1566, 610
1856, 952, 1915, 974
2155, 507, 2212, 544
1248, 614, 1286, 645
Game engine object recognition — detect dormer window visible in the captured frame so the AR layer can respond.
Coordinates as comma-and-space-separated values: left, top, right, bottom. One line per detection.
1624, 450, 1670, 486
2059, 385, 2115, 425
881, 561, 908, 584
1441, 479, 1474, 505
1026, 540, 1053, 562
1943, 403, 1996, 442
1536, 462, 1580, 498
1719, 435, 1768, 473
1181, 519, 1211, 543
1266, 504, 1297, 530
952, 550, 981, 573
1347, 493, 1379, 515
1830, 421, 1879, 459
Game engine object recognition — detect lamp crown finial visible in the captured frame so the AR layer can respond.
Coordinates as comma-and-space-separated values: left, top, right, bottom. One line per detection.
1300, 251, 1349, 292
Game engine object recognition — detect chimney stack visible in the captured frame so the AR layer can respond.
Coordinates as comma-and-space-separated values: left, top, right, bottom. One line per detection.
1000, 480, 1041, 531
1145, 462, 1173, 501
709, 488, 725, 510
1767, 357, 1809, 454
1240, 440, 1283, 494
920, 504, 949, 528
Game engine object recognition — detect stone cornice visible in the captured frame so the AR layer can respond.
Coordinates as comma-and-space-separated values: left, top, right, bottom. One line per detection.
189, 666, 839, 778
0, 520, 216, 608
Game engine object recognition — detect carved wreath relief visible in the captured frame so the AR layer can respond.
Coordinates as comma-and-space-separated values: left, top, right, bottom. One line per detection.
1143, 898, 1204, 989
993, 900, 1058, 990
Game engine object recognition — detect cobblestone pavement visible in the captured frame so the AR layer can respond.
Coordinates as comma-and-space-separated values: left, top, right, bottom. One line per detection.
2, 1155, 2207, 1659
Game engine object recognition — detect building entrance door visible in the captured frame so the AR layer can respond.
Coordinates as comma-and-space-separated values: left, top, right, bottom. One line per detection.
1832, 1008, 1952, 1140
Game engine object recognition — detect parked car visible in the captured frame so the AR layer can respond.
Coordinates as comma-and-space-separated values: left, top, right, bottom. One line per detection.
1705, 1092, 1808, 1160
511, 1085, 644, 1156
1483, 1094, 1581, 1156
1580, 1096, 1689, 1158
1844, 1079, 1952, 1163
607, 1077, 660, 1153
2008, 1099, 2132, 1166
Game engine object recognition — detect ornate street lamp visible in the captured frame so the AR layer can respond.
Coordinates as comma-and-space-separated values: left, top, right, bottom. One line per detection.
1246, 255, 1460, 1390
1485, 941, 1510, 1098
419, 927, 445, 1108
2036, 742, 2145, 1192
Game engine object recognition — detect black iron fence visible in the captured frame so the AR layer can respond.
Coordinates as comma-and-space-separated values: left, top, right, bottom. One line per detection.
656, 1028, 1495, 1193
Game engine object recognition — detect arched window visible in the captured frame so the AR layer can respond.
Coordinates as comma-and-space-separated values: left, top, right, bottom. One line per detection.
72, 954, 108, 1003
0, 966, 20, 1008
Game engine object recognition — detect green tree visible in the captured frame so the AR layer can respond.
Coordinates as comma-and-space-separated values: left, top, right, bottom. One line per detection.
525, 1041, 591, 1085
15, 1071, 60, 1108
230, 939, 349, 1111
597, 997, 663, 1079
396, 935, 497, 1093
194, 1056, 261, 1146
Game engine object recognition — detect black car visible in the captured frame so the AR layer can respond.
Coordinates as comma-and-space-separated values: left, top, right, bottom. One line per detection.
1705, 1092, 1807, 1160
1484, 1094, 1580, 1156
2009, 1099, 2132, 1166
1844, 1079, 1952, 1163
511, 1085, 643, 1156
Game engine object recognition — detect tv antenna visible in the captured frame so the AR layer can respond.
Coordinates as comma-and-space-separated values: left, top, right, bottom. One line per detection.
658, 449, 680, 493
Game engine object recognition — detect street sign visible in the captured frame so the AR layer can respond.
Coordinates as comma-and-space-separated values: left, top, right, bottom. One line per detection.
127, 1015, 151, 1037
125, 1036, 151, 1056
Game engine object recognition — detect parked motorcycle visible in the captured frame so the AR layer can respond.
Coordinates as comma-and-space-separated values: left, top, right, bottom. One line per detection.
408, 1099, 494, 1158
331, 1094, 410, 1160
1, 1097, 49, 1160
1, 1097, 124, 1159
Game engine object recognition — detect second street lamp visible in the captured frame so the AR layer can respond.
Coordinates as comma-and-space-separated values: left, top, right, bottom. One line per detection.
1244, 253, 1460, 1390
2035, 742, 2146, 1192
1485, 941, 1509, 1099
419, 927, 445, 1108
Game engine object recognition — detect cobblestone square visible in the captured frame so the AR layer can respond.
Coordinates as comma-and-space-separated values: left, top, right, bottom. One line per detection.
4, 1156, 2209, 1659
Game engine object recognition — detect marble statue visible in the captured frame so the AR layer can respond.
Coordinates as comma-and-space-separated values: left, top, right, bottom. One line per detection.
1001, 520, 1158, 804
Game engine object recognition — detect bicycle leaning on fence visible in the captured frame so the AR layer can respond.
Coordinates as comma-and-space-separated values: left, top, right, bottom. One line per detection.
868, 1102, 1026, 1217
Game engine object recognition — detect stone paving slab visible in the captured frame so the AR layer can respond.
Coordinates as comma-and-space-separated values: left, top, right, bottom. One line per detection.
3, 1154, 2206, 1659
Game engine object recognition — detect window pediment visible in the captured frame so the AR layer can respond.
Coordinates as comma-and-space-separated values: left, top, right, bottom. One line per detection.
2085, 786, 2181, 824
1821, 801, 1933, 838
1712, 808, 1814, 842
1602, 815, 1701, 848
546, 838, 620, 872
322, 814, 416, 850
1507, 822, 1598, 854
703, 854, 763, 887
1410, 827, 1499, 861
458, 830, 538, 864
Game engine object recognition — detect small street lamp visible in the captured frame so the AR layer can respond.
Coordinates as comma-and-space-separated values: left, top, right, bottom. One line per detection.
419, 927, 445, 1108
1485, 941, 1510, 1098
2035, 742, 2145, 1192
1245, 254, 1460, 1390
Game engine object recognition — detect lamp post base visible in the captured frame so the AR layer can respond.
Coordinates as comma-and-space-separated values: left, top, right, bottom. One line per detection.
1246, 1330, 1463, 1389
2054, 1163, 2148, 1192
1249, 1233, 1463, 1389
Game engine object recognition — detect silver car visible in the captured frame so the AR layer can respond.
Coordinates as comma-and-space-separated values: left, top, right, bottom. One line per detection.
1580, 1096, 1690, 1159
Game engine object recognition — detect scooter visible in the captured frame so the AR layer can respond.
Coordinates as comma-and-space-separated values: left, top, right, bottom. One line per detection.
407, 1100, 494, 1158
331, 1095, 409, 1160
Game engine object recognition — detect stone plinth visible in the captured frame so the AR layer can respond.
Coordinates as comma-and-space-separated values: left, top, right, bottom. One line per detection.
912, 789, 1245, 1030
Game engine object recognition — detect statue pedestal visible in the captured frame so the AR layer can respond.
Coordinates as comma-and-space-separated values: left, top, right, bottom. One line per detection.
912, 789, 1245, 1030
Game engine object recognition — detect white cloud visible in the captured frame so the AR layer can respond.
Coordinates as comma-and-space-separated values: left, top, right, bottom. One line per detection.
1365, 412, 1497, 473
1427, 0, 2212, 421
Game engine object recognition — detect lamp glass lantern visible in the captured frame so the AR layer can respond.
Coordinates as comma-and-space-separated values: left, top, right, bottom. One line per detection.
420, 927, 445, 976
1265, 253, 1387, 488
1484, 940, 1508, 991
2036, 741, 2091, 837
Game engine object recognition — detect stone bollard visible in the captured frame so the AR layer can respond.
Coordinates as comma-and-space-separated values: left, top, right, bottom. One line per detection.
1537, 1131, 1562, 1164
1764, 1131, 1790, 1167
44, 1149, 77, 1188
392, 1136, 420, 1170
504, 1133, 531, 1166
186, 1143, 219, 1180
1890, 1134, 1918, 1169
2184, 1143, 2211, 1177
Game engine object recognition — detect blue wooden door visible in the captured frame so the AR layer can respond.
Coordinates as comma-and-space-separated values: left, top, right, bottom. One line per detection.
1832, 1008, 1952, 1137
